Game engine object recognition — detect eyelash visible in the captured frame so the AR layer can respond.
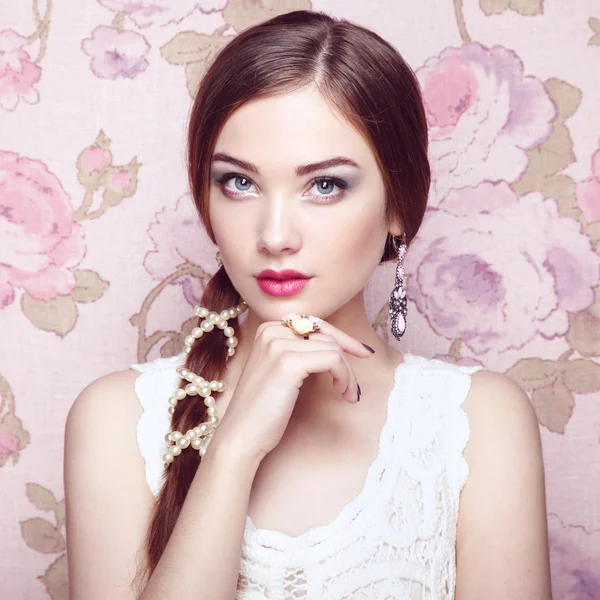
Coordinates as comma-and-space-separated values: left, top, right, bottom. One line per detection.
214, 172, 351, 203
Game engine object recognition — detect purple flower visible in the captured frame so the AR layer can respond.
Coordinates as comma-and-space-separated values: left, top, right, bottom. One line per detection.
405, 181, 600, 354
82, 25, 150, 80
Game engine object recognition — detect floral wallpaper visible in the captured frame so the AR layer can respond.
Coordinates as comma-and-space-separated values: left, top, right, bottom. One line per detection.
1, 0, 599, 597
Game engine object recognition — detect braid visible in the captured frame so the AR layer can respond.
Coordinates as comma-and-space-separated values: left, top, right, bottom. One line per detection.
134, 267, 241, 590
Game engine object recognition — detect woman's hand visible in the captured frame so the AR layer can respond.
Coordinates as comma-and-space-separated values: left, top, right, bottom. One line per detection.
209, 318, 373, 463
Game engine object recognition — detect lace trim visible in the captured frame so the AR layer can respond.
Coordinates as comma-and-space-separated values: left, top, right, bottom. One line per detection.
241, 356, 483, 566
131, 352, 483, 560
130, 352, 186, 497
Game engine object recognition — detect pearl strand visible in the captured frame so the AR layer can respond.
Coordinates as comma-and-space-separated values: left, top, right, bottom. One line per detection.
162, 300, 247, 465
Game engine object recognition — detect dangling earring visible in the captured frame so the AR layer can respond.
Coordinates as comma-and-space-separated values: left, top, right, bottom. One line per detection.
389, 234, 408, 341
215, 250, 222, 267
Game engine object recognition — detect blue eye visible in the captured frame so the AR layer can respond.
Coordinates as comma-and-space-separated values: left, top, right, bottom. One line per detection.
214, 172, 351, 203
309, 177, 350, 202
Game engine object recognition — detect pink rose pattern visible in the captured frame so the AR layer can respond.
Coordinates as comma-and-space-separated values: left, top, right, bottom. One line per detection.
82, 25, 150, 79
0, 30, 42, 111
0, 151, 86, 308
406, 181, 600, 354
3, 2, 600, 596
416, 42, 556, 205
144, 193, 219, 306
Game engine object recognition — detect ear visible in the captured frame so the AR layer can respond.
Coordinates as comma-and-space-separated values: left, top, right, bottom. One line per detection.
388, 220, 405, 239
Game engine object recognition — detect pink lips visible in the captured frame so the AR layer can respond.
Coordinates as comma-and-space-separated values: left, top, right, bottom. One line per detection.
256, 269, 312, 297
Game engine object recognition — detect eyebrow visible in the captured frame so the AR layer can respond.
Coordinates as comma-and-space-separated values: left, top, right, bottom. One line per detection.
210, 152, 360, 176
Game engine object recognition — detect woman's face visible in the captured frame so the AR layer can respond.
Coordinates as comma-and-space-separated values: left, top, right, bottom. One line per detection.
208, 84, 397, 322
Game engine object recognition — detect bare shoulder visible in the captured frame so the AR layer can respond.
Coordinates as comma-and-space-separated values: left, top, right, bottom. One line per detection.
67, 368, 143, 427
462, 368, 541, 448
455, 368, 551, 598
65, 368, 156, 600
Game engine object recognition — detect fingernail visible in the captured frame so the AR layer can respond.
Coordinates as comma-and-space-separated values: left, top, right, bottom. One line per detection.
357, 382, 361, 401
361, 343, 375, 353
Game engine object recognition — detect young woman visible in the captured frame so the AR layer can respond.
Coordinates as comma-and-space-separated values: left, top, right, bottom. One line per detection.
64, 9, 551, 600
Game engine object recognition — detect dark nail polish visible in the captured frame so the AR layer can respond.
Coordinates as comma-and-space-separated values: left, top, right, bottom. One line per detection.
357, 382, 361, 401
362, 343, 375, 353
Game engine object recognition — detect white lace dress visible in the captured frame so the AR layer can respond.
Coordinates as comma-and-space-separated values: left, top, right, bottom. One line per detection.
131, 351, 484, 600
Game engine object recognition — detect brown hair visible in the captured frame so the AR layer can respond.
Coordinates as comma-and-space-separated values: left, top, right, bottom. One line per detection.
134, 8, 430, 591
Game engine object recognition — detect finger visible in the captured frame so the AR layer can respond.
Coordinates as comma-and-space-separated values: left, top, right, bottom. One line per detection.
306, 321, 372, 358
280, 347, 360, 403
258, 319, 373, 359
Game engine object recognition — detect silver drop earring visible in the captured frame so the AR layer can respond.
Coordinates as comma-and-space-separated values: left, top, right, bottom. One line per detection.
389, 235, 408, 341
216, 250, 222, 267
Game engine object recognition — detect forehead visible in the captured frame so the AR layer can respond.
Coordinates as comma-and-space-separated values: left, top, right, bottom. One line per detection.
213, 86, 377, 172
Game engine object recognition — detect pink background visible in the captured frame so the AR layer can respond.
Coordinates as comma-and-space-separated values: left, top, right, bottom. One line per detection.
1, 0, 599, 597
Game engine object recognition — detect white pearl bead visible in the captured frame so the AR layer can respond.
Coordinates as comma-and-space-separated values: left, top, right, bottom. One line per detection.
198, 423, 209, 434
171, 431, 183, 439
177, 437, 190, 448
226, 336, 238, 348
175, 388, 186, 400
168, 406, 175, 415
224, 327, 234, 337
185, 383, 198, 395
199, 446, 207, 457
204, 396, 215, 407
192, 375, 203, 386
209, 380, 219, 391
185, 335, 195, 346
198, 307, 209, 317
199, 385, 211, 398
217, 381, 225, 392
185, 346, 192, 353
201, 320, 214, 332
191, 439, 202, 450
220, 310, 230, 320
192, 327, 203, 338
207, 406, 216, 416
168, 396, 178, 407
163, 453, 174, 463
185, 429, 195, 438
177, 367, 188, 377
169, 445, 182, 456
227, 348, 235, 357
209, 415, 218, 425
208, 312, 219, 323
165, 433, 173, 442
217, 320, 228, 330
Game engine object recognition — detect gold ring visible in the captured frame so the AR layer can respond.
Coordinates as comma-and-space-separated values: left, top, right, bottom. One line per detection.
281, 314, 323, 339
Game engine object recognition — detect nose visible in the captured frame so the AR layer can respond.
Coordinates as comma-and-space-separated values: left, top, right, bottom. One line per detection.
256, 194, 302, 257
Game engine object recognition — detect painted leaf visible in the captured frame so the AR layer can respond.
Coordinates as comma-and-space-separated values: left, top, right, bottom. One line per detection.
531, 378, 574, 433
513, 79, 581, 198
20, 518, 65, 554
510, 0, 543, 16
38, 553, 68, 600
589, 17, 600, 46
505, 358, 562, 391
479, 0, 510, 15
161, 31, 216, 65
566, 288, 600, 357
26, 483, 57, 512
223, 0, 313, 34
21, 292, 78, 337
55, 499, 66, 529
561, 359, 600, 394
71, 269, 110, 303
